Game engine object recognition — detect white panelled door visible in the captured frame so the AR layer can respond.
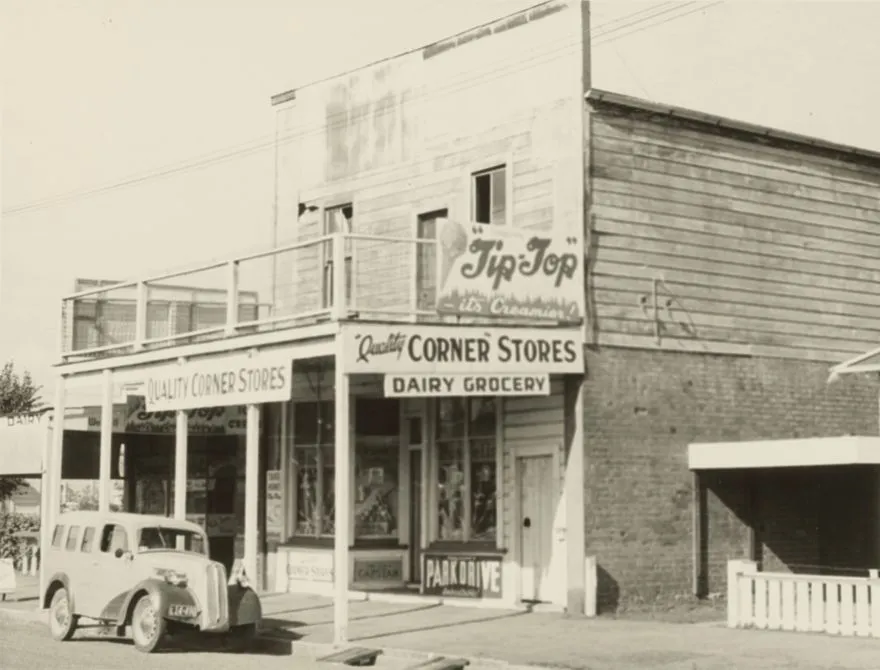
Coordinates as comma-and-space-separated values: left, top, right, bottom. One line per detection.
518, 455, 554, 603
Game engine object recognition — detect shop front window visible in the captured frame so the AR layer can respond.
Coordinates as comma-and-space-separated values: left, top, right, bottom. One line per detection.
292, 401, 335, 537
354, 398, 400, 540
435, 398, 497, 544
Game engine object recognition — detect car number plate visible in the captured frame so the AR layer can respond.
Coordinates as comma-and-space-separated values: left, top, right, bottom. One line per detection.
168, 604, 197, 618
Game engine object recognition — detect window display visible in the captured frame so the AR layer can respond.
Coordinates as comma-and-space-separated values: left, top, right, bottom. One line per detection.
435, 398, 497, 544
354, 442, 399, 539
290, 398, 400, 541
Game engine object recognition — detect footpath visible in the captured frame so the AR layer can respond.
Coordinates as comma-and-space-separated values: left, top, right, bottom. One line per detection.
4, 584, 880, 670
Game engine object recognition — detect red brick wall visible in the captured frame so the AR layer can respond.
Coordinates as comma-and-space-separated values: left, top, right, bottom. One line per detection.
583, 347, 878, 610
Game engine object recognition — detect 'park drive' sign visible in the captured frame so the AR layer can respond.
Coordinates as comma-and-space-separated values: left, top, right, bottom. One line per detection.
143, 349, 292, 412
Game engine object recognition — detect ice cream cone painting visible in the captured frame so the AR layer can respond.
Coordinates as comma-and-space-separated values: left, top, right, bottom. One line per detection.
434, 219, 584, 323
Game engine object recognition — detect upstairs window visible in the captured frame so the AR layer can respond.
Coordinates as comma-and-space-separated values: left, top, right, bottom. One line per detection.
472, 165, 506, 225
322, 204, 353, 309
416, 209, 446, 312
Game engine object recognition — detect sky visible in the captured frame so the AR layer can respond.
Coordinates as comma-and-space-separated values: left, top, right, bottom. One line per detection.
2, 0, 880, 394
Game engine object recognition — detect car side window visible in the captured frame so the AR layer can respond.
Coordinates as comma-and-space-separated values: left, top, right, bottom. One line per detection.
81, 527, 96, 553
65, 526, 81, 552
100, 524, 129, 554
51, 525, 66, 548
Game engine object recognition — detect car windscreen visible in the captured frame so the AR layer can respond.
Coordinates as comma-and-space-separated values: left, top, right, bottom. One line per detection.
136, 526, 206, 555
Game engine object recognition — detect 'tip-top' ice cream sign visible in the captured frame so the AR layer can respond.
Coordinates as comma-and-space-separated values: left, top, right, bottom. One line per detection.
435, 220, 584, 323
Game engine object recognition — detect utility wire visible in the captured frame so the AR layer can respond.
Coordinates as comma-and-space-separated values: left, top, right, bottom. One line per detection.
3, 2, 723, 218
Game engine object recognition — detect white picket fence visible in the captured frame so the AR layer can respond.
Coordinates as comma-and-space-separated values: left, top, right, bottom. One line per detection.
728, 559, 880, 637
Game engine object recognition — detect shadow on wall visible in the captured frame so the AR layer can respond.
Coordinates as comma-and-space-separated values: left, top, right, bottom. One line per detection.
596, 564, 620, 614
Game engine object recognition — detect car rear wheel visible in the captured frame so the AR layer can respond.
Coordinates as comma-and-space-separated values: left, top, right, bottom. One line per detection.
48, 587, 78, 642
131, 595, 166, 653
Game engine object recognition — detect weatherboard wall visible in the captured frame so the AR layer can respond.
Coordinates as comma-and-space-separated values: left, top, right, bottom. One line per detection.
271, 0, 584, 322
587, 99, 880, 363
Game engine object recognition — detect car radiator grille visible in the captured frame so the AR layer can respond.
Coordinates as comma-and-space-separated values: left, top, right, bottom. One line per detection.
204, 562, 229, 629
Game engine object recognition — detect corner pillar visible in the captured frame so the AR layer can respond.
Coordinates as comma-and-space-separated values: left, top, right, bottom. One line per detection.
563, 373, 586, 616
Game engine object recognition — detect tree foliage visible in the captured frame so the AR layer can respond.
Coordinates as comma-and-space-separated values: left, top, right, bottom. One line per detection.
0, 361, 45, 501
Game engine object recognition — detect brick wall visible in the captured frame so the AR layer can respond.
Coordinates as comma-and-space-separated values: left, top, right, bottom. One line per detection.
583, 346, 879, 610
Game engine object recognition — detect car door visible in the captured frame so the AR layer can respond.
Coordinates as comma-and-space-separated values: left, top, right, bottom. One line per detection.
70, 525, 100, 616
84, 523, 135, 620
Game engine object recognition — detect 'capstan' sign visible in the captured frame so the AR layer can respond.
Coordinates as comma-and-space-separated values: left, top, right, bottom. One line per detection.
341, 323, 583, 374
143, 349, 293, 412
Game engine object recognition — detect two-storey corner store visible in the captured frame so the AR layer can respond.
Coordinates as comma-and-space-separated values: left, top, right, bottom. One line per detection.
47, 220, 588, 642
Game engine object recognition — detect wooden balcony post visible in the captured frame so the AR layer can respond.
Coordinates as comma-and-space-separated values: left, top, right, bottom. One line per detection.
332, 233, 345, 320
226, 260, 240, 336
134, 282, 148, 350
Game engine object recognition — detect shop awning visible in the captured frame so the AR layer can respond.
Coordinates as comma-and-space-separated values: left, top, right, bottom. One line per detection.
688, 435, 880, 470
0, 416, 50, 476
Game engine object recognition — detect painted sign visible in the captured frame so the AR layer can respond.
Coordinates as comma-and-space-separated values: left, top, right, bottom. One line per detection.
83, 399, 248, 436
143, 349, 292, 412
353, 557, 403, 584
341, 323, 583, 374
286, 551, 334, 582
423, 554, 503, 599
384, 374, 550, 397
4, 412, 48, 427
266, 470, 283, 539
436, 219, 583, 323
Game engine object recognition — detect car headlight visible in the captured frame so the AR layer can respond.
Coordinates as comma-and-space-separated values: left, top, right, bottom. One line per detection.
155, 568, 188, 587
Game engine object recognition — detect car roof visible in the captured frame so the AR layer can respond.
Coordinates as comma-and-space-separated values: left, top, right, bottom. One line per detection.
55, 510, 204, 534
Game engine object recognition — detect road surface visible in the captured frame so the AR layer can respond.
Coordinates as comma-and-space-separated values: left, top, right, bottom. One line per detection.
0, 618, 325, 670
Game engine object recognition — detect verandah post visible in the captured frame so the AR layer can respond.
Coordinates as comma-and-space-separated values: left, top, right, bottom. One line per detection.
333, 339, 350, 645
98, 369, 114, 512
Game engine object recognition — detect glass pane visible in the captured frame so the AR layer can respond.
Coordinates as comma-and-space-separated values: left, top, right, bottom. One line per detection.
490, 168, 506, 224
437, 439, 466, 541
469, 397, 497, 437
437, 398, 466, 439
294, 447, 320, 536
470, 438, 497, 542
321, 445, 336, 536
354, 443, 399, 539
416, 216, 439, 312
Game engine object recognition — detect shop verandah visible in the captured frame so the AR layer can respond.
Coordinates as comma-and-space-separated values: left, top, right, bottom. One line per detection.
47, 226, 589, 643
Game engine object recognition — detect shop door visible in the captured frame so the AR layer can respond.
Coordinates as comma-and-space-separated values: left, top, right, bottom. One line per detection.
409, 450, 422, 583
518, 455, 554, 603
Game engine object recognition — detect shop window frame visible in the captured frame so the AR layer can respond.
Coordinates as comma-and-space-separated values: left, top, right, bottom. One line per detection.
428, 396, 504, 551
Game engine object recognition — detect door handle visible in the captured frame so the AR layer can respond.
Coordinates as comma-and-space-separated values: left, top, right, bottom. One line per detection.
523, 517, 531, 528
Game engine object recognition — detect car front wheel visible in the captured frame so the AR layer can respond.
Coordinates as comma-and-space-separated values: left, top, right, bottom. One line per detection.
48, 587, 78, 642
131, 595, 166, 653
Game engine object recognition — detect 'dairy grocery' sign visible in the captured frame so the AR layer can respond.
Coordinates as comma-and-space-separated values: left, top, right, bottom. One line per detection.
435, 220, 584, 323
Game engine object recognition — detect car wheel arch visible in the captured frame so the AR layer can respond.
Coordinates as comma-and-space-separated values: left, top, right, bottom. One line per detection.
119, 581, 171, 626
43, 574, 73, 612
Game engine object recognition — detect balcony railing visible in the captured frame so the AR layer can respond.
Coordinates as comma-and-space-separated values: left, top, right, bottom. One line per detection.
59, 232, 557, 363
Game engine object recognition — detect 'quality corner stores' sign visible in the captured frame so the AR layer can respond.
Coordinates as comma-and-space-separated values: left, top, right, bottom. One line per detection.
143, 349, 293, 412
341, 323, 584, 375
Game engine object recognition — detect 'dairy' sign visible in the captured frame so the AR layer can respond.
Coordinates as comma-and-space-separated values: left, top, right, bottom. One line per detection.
436, 219, 584, 323
144, 350, 292, 412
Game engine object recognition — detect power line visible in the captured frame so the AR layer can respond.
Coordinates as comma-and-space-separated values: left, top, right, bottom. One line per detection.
3, 2, 724, 218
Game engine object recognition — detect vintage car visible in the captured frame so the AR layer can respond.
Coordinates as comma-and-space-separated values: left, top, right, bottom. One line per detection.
41, 511, 262, 653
